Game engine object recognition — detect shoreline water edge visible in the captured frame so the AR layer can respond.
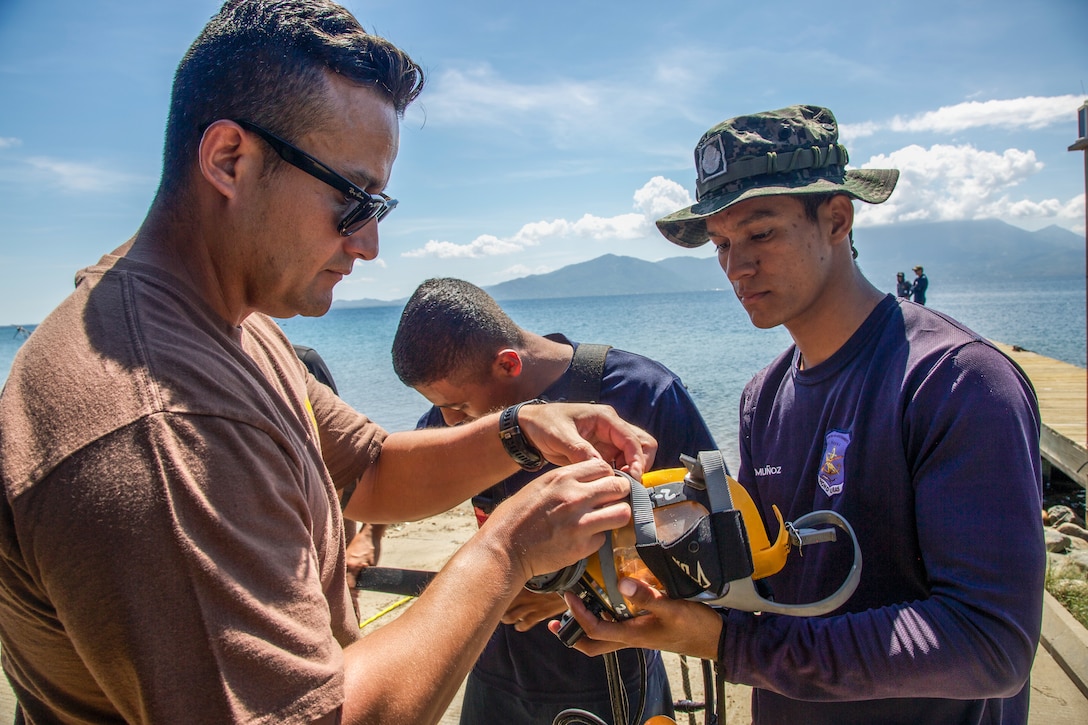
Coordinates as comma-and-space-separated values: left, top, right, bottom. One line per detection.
3, 277, 1085, 468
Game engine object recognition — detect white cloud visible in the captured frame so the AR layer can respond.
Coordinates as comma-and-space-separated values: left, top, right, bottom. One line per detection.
841, 95, 1082, 143
888, 96, 1081, 133
0, 137, 22, 149
854, 143, 1081, 229
402, 176, 687, 259
633, 176, 693, 218
402, 234, 526, 259
26, 156, 147, 193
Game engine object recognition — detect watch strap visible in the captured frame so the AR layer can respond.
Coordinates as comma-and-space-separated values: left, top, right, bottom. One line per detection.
499, 399, 546, 471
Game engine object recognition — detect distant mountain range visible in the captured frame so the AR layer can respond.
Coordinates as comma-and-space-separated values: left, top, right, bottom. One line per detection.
332, 219, 1084, 309
853, 219, 1083, 282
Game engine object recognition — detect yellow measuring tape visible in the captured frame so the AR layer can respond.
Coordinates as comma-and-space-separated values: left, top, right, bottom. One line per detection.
359, 596, 414, 629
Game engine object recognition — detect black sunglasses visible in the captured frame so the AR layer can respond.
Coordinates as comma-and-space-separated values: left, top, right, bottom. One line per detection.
234, 119, 397, 236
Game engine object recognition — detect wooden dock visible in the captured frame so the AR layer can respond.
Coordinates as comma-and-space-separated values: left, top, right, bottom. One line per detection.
993, 340, 1088, 721
995, 341, 1088, 488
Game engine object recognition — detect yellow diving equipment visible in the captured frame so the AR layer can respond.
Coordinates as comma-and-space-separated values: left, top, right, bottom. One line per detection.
527, 449, 863, 646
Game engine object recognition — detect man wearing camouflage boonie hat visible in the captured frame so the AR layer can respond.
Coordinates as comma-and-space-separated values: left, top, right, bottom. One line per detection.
655, 104, 898, 248
563, 105, 1044, 725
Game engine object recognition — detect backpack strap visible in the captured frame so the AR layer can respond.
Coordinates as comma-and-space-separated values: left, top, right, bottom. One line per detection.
567, 343, 611, 403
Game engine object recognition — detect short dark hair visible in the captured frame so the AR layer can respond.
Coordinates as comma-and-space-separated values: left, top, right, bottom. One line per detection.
798, 192, 834, 222
392, 278, 525, 388
158, 0, 424, 199
797, 192, 858, 259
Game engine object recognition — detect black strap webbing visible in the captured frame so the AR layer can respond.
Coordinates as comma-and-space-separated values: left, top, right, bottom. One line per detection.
353, 567, 436, 596
567, 343, 611, 403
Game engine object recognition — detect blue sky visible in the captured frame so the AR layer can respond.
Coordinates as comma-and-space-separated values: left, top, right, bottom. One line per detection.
1, 0, 1085, 325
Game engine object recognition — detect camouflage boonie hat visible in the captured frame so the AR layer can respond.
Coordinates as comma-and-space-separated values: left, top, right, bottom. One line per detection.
656, 104, 899, 248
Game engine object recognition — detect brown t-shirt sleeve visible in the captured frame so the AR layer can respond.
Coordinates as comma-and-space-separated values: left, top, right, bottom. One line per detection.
14, 411, 346, 724
307, 372, 386, 500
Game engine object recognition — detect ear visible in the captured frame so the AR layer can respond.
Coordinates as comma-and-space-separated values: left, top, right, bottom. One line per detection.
197, 120, 252, 200
493, 349, 523, 378
825, 194, 855, 247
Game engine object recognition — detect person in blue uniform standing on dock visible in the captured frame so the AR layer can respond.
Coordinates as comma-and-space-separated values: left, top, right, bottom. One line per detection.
911, 264, 929, 305
895, 271, 912, 299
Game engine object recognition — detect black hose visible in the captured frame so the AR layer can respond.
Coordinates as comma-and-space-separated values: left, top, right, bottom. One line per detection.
604, 652, 629, 724
701, 659, 715, 725
552, 648, 648, 725
552, 709, 611, 725
715, 661, 726, 725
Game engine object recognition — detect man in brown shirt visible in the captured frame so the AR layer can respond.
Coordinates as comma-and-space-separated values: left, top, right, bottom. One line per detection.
0, 2, 653, 723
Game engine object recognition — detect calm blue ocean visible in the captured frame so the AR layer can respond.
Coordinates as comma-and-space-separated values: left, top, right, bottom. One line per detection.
3, 277, 1084, 474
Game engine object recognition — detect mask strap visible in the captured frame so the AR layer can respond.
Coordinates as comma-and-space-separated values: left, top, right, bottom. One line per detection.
628, 472, 657, 544
595, 529, 631, 619
699, 449, 734, 514
595, 475, 657, 619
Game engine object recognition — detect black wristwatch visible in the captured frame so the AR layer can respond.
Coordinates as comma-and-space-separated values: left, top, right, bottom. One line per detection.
498, 399, 546, 471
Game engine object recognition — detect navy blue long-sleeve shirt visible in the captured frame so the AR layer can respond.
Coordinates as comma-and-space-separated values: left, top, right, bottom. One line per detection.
724, 295, 1043, 724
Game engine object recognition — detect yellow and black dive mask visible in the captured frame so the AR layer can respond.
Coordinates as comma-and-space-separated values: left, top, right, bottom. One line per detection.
526, 450, 862, 646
